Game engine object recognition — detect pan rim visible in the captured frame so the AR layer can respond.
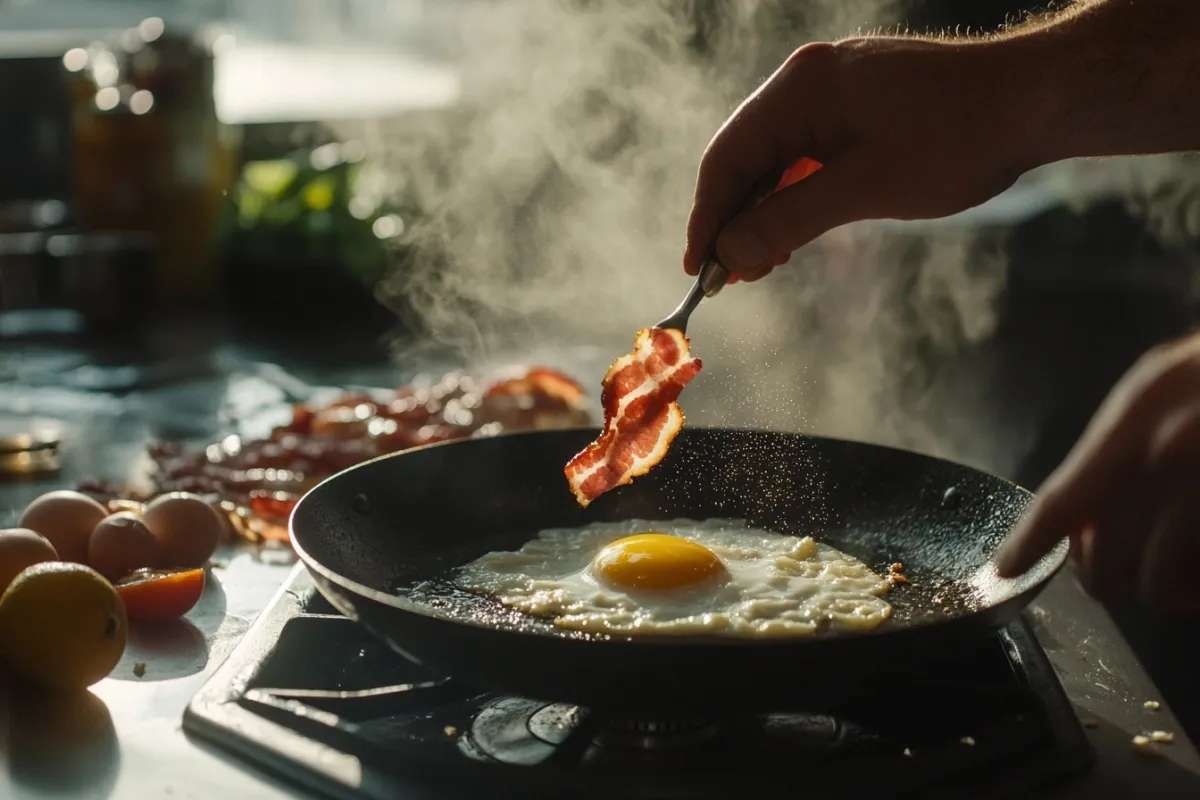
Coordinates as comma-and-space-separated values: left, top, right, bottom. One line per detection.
288, 426, 1064, 649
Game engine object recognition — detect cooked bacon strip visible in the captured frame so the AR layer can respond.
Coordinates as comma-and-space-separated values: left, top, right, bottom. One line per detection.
564, 327, 702, 507
78, 366, 593, 544
485, 367, 585, 406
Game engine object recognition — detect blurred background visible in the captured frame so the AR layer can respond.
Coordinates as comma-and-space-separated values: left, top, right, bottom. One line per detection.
5, 0, 1198, 475
2, 0, 1200, 730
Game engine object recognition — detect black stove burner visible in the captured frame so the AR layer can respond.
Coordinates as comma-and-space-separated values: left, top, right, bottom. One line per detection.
589, 712, 725, 749
185, 566, 1093, 799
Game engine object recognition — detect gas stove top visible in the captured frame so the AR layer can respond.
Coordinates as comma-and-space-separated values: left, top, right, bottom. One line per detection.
185, 565, 1093, 799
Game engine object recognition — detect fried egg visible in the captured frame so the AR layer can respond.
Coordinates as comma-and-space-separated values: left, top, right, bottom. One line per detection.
454, 518, 893, 638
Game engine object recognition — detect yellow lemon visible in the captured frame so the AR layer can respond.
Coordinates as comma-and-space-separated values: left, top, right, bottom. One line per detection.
0, 562, 127, 691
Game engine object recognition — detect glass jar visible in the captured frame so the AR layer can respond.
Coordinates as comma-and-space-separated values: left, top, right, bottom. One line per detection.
64, 19, 240, 305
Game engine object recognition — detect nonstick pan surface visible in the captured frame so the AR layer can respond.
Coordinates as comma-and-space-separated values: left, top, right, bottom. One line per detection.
290, 427, 1066, 711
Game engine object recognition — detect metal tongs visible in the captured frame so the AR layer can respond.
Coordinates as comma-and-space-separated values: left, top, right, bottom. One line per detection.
654, 259, 730, 334
653, 159, 819, 335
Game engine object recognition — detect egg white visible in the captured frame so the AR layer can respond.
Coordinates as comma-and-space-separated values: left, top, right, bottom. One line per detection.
454, 518, 894, 638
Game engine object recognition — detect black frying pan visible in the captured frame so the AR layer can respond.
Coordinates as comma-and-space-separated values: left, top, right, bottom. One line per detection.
290, 427, 1066, 712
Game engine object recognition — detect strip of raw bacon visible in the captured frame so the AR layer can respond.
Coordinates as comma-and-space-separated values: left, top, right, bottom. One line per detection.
563, 327, 702, 507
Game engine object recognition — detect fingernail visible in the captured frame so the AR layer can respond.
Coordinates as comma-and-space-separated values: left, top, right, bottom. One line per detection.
719, 227, 771, 272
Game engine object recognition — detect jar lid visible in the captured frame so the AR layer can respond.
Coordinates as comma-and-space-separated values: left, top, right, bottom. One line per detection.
0, 417, 61, 452
0, 417, 62, 477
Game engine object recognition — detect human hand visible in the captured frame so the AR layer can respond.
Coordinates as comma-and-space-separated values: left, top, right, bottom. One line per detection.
996, 333, 1200, 614
684, 37, 1045, 281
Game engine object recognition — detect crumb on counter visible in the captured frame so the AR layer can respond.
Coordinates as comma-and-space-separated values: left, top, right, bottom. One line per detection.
1132, 730, 1176, 753
133, 662, 146, 678
443, 725, 457, 738
902, 747, 913, 757
1144, 700, 1161, 711
960, 736, 976, 746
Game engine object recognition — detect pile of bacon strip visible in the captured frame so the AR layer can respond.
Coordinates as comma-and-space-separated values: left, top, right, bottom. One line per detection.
564, 327, 702, 507
79, 367, 591, 544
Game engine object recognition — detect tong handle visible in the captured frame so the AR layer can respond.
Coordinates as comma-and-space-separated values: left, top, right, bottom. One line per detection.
696, 157, 822, 299
696, 259, 730, 298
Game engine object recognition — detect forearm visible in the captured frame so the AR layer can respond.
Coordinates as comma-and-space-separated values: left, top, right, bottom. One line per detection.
997, 0, 1200, 166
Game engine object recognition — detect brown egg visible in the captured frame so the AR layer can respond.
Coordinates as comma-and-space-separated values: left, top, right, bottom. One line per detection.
87, 512, 161, 582
18, 490, 109, 564
0, 528, 58, 596
141, 493, 221, 568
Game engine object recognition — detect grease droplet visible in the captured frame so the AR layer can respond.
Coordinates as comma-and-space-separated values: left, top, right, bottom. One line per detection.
941, 486, 961, 509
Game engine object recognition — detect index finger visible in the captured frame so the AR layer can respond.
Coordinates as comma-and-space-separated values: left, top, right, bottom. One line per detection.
683, 47, 827, 275
995, 341, 1200, 577
683, 92, 782, 275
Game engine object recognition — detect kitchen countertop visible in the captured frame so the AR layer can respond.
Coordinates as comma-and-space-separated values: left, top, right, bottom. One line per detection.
2, 329, 1200, 798
0, 544, 299, 800
0, 326, 395, 800
5, 541, 1200, 799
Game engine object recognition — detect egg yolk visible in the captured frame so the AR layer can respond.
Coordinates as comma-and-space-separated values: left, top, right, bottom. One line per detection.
592, 533, 726, 591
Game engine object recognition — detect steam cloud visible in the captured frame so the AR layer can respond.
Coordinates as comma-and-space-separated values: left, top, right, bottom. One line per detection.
373, 0, 1037, 479
1056, 153, 1200, 263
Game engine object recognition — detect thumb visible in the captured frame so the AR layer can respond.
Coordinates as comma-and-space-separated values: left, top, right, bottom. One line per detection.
714, 152, 878, 276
